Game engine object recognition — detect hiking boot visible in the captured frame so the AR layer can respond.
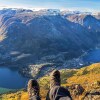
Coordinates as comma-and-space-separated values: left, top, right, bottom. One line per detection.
50, 70, 61, 89
27, 79, 40, 99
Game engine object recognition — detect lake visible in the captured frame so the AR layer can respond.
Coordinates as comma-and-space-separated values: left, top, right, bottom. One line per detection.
83, 49, 100, 63
0, 67, 29, 89
0, 48, 100, 89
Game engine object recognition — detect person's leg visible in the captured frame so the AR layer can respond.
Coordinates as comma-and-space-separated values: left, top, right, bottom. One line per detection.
46, 70, 72, 100
49, 86, 72, 100
27, 79, 41, 100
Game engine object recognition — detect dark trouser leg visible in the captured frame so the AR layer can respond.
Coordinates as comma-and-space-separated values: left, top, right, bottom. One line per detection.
29, 96, 41, 100
46, 86, 72, 100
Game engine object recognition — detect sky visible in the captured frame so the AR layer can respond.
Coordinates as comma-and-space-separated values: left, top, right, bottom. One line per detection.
0, 0, 100, 12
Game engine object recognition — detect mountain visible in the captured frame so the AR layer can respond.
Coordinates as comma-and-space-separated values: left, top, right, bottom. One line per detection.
66, 14, 100, 32
94, 12, 100, 20
0, 8, 100, 67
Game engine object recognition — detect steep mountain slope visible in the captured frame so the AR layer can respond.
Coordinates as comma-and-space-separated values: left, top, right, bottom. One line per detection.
66, 14, 100, 33
0, 9, 100, 67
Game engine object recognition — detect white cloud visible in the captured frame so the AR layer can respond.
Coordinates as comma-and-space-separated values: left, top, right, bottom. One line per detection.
0, 5, 99, 13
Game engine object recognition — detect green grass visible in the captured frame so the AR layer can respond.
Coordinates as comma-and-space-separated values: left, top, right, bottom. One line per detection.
0, 88, 16, 94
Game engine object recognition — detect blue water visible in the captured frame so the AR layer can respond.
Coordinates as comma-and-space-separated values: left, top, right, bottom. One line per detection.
83, 49, 100, 63
0, 67, 29, 89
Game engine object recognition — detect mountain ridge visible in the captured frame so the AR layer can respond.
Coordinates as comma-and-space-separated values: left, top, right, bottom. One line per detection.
0, 8, 100, 76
